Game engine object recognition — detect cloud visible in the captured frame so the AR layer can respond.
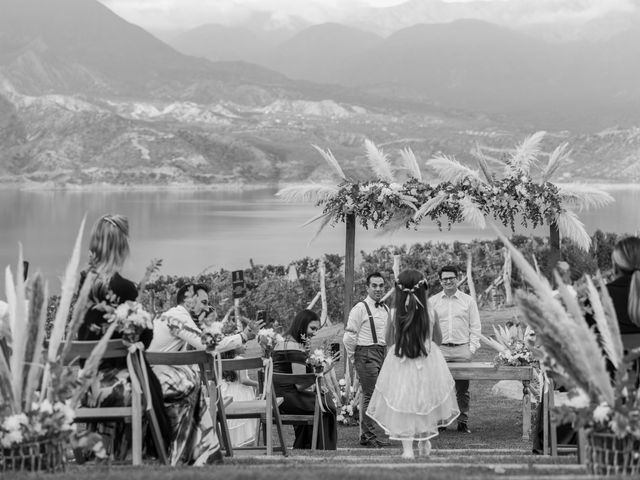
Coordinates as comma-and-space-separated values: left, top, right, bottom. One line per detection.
98, 0, 640, 32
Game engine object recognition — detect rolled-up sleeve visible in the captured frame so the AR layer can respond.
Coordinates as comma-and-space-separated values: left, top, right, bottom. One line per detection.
468, 298, 482, 354
343, 304, 362, 360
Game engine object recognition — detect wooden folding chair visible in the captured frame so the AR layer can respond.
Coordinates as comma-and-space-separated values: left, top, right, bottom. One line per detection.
543, 377, 587, 461
64, 340, 168, 465
217, 357, 287, 456
271, 371, 323, 450
144, 349, 234, 458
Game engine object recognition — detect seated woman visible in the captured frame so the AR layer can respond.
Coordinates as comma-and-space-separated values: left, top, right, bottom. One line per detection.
220, 345, 259, 447
77, 214, 169, 460
148, 283, 259, 465
272, 309, 337, 450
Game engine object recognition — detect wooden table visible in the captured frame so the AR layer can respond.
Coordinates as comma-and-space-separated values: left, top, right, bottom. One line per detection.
447, 362, 534, 440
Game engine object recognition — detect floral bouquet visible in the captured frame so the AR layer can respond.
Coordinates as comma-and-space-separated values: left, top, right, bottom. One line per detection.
306, 348, 333, 373
481, 322, 537, 367
106, 300, 154, 345
257, 328, 283, 358
201, 321, 224, 352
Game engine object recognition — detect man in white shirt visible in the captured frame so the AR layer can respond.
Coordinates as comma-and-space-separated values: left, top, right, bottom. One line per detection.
149, 283, 260, 353
343, 272, 391, 448
428, 265, 481, 434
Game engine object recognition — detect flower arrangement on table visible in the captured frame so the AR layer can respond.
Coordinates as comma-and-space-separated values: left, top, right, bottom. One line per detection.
496, 227, 640, 475
480, 322, 537, 367
256, 328, 283, 358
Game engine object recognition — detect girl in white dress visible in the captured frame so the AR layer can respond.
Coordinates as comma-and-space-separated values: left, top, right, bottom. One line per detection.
220, 345, 259, 447
367, 269, 460, 459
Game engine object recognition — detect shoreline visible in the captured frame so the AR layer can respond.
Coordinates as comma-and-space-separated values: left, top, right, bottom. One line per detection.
0, 180, 638, 193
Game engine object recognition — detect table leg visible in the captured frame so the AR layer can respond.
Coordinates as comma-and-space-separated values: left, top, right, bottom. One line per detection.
522, 380, 531, 440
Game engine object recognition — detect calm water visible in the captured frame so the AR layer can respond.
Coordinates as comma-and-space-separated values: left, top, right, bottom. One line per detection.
0, 187, 638, 293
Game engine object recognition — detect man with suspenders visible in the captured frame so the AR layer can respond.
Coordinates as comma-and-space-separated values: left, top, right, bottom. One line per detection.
343, 272, 391, 448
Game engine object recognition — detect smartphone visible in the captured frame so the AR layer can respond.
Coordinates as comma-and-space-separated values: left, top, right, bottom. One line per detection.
330, 342, 341, 362
256, 310, 270, 326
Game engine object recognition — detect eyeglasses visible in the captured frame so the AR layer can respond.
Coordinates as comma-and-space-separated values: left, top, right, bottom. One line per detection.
440, 278, 457, 283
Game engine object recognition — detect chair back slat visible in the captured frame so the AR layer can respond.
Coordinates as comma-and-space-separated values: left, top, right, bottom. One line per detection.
273, 372, 316, 389
146, 350, 209, 366
63, 339, 128, 363
272, 350, 307, 365
220, 357, 264, 371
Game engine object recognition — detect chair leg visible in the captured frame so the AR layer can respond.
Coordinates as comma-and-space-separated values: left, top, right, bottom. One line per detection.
272, 391, 288, 457
131, 389, 143, 465
216, 393, 233, 457
146, 407, 169, 465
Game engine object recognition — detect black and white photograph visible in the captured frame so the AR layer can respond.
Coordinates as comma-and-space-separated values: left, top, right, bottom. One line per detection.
1, 0, 640, 477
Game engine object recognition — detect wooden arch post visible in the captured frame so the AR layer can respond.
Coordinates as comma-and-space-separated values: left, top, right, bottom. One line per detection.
343, 213, 356, 326
549, 222, 561, 273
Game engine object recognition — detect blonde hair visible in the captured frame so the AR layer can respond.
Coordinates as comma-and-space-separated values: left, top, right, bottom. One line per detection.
88, 214, 130, 295
612, 236, 640, 326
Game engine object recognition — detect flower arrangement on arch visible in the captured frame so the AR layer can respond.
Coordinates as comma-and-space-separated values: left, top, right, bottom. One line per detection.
481, 322, 537, 367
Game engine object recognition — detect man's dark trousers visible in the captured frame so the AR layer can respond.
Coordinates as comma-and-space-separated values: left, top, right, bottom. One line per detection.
354, 344, 387, 441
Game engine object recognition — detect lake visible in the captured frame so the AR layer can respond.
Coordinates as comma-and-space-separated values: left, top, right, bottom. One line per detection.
0, 187, 638, 293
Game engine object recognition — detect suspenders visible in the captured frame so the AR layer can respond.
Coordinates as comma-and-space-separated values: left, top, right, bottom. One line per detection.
361, 301, 387, 345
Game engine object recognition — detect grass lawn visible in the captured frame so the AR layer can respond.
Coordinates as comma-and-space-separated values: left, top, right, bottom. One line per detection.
7, 308, 583, 479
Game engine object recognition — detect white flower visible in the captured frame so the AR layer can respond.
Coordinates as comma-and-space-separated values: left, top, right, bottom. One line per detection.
1, 429, 23, 447
338, 379, 346, 386
565, 390, 590, 409
336, 414, 345, 422
3, 413, 28, 431
593, 404, 612, 423
39, 398, 53, 415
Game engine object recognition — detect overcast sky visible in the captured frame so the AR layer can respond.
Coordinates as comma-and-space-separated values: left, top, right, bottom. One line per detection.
97, 0, 637, 33
96, 0, 510, 32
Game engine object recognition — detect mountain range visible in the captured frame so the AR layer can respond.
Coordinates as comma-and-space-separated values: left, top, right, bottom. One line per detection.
0, 0, 639, 187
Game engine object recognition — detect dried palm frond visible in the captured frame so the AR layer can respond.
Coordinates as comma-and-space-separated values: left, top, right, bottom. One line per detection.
479, 333, 508, 353
5, 266, 16, 338
555, 209, 591, 251
9, 247, 28, 409
413, 192, 448, 220
48, 217, 86, 362
541, 142, 570, 182
312, 144, 347, 180
505, 131, 546, 177
460, 196, 486, 228
585, 276, 623, 369
492, 223, 613, 403
595, 273, 623, 345
306, 212, 334, 245
58, 271, 96, 366
477, 157, 494, 185
399, 147, 422, 181
427, 154, 483, 184
22, 273, 48, 410
364, 139, 395, 182
556, 184, 615, 212
276, 184, 339, 203
0, 342, 14, 412
70, 322, 118, 408
516, 292, 614, 405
